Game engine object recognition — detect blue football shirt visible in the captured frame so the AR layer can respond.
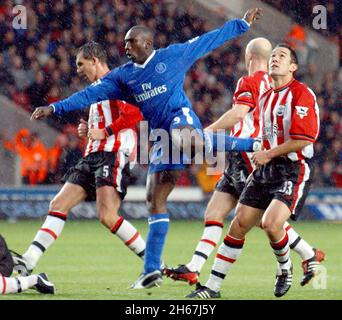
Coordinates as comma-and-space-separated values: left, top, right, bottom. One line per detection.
52, 18, 249, 130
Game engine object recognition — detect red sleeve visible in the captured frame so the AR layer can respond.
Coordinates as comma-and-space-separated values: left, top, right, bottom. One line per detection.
232, 76, 256, 109
289, 88, 319, 142
105, 101, 143, 136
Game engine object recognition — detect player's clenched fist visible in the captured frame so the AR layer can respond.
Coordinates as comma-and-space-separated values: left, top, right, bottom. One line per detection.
243, 8, 263, 25
30, 106, 54, 120
78, 119, 88, 138
251, 150, 272, 167
87, 128, 106, 141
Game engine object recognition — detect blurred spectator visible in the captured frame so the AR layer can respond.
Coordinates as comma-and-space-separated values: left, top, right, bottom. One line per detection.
3, 129, 48, 185
58, 135, 83, 177
315, 161, 336, 187
9, 56, 32, 91
46, 133, 68, 184
26, 71, 49, 111
0, 52, 14, 96
28, 132, 49, 185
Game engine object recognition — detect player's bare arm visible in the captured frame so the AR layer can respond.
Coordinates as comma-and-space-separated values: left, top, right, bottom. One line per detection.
205, 104, 250, 132
243, 8, 263, 25
252, 139, 311, 166
30, 106, 54, 120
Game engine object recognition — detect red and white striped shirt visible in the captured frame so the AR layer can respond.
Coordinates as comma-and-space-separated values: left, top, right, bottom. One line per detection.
259, 79, 320, 161
85, 100, 143, 157
230, 71, 272, 171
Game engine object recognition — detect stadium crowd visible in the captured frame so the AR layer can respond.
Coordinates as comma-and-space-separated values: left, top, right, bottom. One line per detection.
0, 0, 341, 189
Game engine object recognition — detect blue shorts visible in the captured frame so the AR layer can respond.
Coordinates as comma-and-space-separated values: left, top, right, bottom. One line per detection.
148, 108, 203, 174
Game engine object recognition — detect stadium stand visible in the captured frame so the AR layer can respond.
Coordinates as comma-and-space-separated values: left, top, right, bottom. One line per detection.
0, 0, 341, 189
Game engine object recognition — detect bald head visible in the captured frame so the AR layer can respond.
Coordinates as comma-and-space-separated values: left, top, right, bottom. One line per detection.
245, 37, 272, 61
124, 25, 155, 64
127, 25, 154, 43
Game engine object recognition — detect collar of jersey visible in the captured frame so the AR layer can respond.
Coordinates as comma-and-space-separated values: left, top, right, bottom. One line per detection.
273, 78, 295, 93
134, 50, 156, 68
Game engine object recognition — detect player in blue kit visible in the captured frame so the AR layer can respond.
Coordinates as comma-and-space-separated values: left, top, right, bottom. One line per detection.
31, 8, 262, 289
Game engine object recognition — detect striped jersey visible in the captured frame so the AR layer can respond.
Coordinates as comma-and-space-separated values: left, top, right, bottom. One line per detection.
231, 71, 272, 139
259, 79, 320, 161
84, 99, 143, 157
230, 70, 272, 172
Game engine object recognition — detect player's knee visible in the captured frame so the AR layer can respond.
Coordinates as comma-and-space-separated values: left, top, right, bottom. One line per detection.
98, 210, 119, 229
204, 209, 224, 223
146, 196, 166, 214
261, 220, 280, 236
146, 199, 159, 213
233, 215, 250, 233
97, 204, 120, 228
49, 197, 66, 213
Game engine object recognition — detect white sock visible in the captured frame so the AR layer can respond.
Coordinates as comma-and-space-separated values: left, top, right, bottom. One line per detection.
187, 220, 223, 273
23, 211, 67, 269
270, 231, 292, 269
111, 217, 145, 259
205, 235, 245, 292
1, 275, 38, 294
284, 222, 315, 261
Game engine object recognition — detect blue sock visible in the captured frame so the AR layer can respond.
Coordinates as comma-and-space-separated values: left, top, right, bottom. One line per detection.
144, 213, 169, 274
204, 131, 254, 152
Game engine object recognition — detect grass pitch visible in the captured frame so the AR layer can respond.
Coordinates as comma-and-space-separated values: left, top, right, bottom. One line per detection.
0, 219, 341, 300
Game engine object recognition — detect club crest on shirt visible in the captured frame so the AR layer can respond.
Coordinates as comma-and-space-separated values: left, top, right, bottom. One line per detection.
295, 106, 309, 119
276, 104, 285, 116
155, 62, 167, 74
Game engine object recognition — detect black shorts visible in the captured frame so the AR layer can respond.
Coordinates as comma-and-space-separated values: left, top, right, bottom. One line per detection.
215, 152, 252, 199
239, 157, 314, 220
0, 235, 14, 277
62, 151, 131, 201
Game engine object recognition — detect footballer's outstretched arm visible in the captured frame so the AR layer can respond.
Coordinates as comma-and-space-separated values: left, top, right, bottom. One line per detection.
205, 104, 251, 132
31, 69, 123, 120
171, 8, 262, 69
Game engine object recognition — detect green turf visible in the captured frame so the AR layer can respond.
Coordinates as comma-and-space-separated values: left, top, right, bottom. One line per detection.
0, 219, 341, 300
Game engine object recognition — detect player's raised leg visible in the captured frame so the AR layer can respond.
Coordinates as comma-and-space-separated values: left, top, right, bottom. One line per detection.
165, 191, 237, 284
204, 130, 262, 153
12, 183, 86, 275
96, 185, 145, 259
131, 170, 180, 289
